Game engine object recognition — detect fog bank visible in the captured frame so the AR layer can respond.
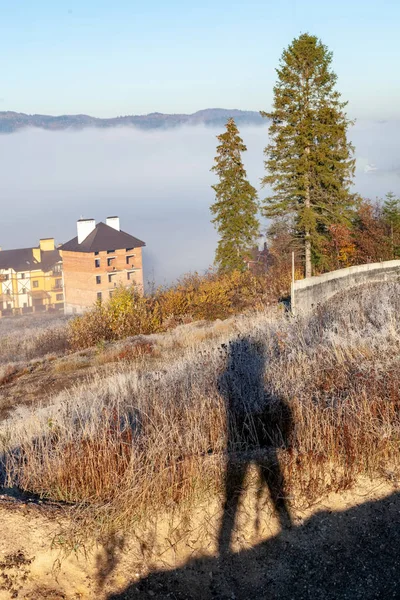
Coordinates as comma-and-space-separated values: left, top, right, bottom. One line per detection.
0, 121, 399, 284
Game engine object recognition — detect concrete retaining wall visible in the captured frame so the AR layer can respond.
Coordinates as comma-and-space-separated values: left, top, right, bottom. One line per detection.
291, 260, 400, 315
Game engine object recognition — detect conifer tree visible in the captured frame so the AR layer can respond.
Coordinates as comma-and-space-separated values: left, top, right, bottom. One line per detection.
382, 192, 400, 258
210, 118, 260, 272
262, 33, 356, 277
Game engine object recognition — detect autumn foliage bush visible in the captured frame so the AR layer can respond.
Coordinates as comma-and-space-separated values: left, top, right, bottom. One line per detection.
268, 195, 400, 275
68, 268, 292, 350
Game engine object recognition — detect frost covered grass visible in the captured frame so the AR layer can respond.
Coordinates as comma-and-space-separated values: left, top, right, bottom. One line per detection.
0, 313, 69, 364
0, 282, 399, 544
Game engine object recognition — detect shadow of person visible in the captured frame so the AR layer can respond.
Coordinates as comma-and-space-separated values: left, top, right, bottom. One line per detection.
217, 337, 293, 554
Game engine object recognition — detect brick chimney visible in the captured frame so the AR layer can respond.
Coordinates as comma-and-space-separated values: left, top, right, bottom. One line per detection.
106, 216, 120, 231
77, 219, 96, 244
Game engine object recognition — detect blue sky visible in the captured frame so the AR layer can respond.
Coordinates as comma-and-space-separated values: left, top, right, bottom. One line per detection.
1, 0, 399, 118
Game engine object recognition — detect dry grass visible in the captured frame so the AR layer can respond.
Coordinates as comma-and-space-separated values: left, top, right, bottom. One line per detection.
0, 269, 289, 367
67, 268, 291, 351
0, 364, 19, 386
52, 356, 92, 374
0, 282, 399, 547
0, 313, 69, 365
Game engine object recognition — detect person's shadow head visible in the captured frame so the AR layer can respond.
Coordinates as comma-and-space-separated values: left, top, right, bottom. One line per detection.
218, 336, 293, 554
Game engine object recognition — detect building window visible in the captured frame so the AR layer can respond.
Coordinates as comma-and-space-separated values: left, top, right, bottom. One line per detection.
107, 257, 115, 267
22, 288, 27, 294
126, 255, 134, 265
127, 272, 133, 281
3, 274, 9, 281
33, 280, 39, 288
96, 276, 101, 284
108, 274, 114, 283
109, 290, 114, 298
55, 279, 62, 289
95, 259, 100, 268
126, 247, 133, 252
94, 251, 99, 256
56, 293, 63, 301
6, 289, 10, 295
20, 273, 25, 279
107, 249, 115, 254
97, 292, 102, 301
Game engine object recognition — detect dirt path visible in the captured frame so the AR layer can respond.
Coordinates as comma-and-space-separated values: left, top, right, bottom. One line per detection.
121, 486, 400, 600
0, 478, 398, 600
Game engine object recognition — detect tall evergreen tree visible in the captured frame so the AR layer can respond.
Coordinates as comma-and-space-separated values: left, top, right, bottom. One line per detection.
210, 118, 260, 272
382, 192, 400, 258
262, 33, 356, 277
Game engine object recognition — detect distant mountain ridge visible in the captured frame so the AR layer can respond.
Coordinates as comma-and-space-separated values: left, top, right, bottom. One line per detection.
0, 108, 264, 133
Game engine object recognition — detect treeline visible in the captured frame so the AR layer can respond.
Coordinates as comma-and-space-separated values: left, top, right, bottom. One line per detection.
210, 33, 400, 277
268, 193, 400, 273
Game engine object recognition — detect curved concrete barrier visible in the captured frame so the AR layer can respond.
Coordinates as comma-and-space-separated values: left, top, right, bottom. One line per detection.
291, 260, 400, 315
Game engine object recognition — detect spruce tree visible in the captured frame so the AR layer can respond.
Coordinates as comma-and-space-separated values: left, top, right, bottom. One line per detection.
382, 192, 400, 258
262, 33, 356, 277
210, 118, 260, 272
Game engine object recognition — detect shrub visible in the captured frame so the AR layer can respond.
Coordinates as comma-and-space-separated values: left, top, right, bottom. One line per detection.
68, 301, 113, 350
68, 269, 292, 351
107, 287, 163, 338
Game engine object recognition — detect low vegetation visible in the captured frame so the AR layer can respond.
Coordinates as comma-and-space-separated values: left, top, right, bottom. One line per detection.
0, 282, 399, 548
0, 268, 291, 366
0, 313, 69, 365
67, 267, 291, 350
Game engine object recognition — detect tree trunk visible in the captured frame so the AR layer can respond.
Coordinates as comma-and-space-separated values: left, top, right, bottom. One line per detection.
304, 147, 312, 278
305, 234, 312, 278
391, 223, 394, 259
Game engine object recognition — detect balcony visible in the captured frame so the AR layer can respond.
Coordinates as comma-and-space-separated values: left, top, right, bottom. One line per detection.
52, 284, 64, 291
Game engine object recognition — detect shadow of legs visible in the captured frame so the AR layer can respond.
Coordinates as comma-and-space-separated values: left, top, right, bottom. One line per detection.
259, 451, 292, 530
218, 458, 247, 555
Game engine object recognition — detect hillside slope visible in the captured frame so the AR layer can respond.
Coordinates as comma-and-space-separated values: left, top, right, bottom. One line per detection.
0, 108, 264, 133
0, 282, 399, 598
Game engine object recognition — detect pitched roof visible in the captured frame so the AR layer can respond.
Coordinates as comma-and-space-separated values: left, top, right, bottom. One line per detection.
40, 249, 62, 272
0, 247, 61, 273
60, 221, 146, 253
0, 248, 39, 272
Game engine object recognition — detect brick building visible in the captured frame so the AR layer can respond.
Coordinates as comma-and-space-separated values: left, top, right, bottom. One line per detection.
61, 216, 145, 314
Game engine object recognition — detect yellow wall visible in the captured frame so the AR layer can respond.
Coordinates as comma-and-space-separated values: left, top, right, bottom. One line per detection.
30, 269, 63, 306
1, 238, 62, 315
39, 238, 55, 252
11, 272, 18, 300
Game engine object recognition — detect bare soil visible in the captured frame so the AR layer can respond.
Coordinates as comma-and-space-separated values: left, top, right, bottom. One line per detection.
0, 478, 398, 600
